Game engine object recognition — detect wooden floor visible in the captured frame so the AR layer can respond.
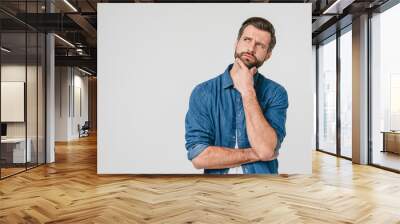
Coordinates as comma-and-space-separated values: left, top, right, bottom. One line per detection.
1, 135, 400, 223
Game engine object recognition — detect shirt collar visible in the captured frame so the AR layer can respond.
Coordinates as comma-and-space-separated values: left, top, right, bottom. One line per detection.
222, 63, 260, 89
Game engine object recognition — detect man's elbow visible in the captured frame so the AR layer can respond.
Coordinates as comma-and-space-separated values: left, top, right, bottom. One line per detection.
255, 146, 276, 161
258, 138, 279, 161
258, 151, 275, 161
191, 156, 204, 169
189, 146, 210, 169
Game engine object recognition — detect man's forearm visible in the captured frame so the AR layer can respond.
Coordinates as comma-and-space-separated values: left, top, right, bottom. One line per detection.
242, 89, 277, 161
191, 146, 259, 169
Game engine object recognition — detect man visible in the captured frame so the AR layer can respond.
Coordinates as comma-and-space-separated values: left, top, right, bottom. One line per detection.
185, 17, 288, 174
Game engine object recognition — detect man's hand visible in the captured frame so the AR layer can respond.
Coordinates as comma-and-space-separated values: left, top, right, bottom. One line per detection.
230, 58, 257, 97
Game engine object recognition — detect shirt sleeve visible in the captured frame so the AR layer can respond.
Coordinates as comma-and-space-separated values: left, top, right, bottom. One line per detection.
263, 86, 289, 151
185, 84, 215, 161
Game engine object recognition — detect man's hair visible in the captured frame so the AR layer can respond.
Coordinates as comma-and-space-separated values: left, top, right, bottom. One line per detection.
237, 17, 276, 53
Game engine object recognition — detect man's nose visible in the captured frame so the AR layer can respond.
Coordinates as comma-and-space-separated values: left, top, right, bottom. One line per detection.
247, 42, 256, 53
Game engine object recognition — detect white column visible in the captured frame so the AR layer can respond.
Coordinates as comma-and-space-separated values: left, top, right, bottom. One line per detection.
352, 14, 369, 164
46, 33, 55, 163
46, 1, 55, 163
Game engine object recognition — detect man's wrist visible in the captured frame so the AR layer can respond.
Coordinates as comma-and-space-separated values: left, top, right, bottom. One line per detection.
241, 87, 256, 99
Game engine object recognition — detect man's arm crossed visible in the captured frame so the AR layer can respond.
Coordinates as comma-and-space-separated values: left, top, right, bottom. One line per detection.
191, 146, 260, 169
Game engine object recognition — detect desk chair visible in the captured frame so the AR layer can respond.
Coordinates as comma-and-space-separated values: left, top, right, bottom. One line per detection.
79, 121, 90, 138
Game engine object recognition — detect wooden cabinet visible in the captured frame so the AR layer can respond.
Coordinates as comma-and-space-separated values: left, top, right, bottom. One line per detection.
382, 131, 400, 154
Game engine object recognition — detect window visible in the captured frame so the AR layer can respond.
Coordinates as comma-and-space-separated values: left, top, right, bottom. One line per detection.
371, 2, 400, 171
318, 36, 337, 154
340, 28, 352, 158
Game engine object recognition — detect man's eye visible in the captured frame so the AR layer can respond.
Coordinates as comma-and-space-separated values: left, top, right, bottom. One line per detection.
257, 44, 266, 50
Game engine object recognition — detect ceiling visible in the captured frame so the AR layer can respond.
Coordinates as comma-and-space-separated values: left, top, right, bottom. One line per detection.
0, 0, 392, 75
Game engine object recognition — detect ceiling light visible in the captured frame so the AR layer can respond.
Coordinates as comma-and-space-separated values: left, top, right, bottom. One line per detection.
54, 34, 75, 48
1, 47, 11, 53
63, 0, 78, 12
322, 0, 354, 15
78, 67, 93, 76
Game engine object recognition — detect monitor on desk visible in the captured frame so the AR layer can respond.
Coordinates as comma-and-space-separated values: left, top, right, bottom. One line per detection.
1, 123, 7, 138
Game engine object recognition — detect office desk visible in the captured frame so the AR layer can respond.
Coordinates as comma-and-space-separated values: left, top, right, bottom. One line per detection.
1, 138, 32, 164
381, 131, 400, 154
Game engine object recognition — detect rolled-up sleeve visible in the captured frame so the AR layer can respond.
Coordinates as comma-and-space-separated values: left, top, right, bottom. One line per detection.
185, 84, 214, 161
263, 86, 289, 151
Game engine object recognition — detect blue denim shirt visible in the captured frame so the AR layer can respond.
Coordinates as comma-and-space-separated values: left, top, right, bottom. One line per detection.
185, 64, 288, 174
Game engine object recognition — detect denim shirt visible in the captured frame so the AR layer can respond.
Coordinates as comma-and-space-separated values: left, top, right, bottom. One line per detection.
185, 64, 288, 174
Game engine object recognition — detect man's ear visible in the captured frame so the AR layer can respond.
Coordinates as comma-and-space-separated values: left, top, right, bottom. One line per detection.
264, 51, 272, 61
233, 40, 238, 51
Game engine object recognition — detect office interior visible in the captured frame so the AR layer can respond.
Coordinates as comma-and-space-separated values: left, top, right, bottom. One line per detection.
0, 0, 400, 222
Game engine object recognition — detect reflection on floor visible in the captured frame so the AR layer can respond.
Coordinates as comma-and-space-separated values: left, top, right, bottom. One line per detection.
0, 162, 41, 178
0, 167, 25, 177
373, 150, 400, 170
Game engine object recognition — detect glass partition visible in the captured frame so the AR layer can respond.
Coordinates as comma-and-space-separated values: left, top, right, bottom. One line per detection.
0, 1, 46, 179
27, 30, 38, 169
0, 31, 28, 177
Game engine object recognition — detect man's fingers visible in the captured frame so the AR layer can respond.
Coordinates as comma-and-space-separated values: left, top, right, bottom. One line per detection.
236, 57, 247, 69
235, 57, 257, 75
235, 57, 242, 69
250, 67, 257, 75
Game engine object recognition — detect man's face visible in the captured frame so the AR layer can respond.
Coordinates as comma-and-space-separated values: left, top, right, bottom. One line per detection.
234, 25, 272, 69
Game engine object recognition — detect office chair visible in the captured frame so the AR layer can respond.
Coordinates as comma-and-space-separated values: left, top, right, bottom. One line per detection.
79, 121, 90, 138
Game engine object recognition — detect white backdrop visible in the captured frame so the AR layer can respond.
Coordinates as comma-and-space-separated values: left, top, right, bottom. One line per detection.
98, 3, 313, 174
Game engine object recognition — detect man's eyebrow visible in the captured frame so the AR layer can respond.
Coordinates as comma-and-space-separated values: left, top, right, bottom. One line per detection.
243, 36, 267, 47
255, 41, 266, 46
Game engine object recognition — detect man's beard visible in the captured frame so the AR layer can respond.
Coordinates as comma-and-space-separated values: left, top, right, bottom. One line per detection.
234, 50, 264, 69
